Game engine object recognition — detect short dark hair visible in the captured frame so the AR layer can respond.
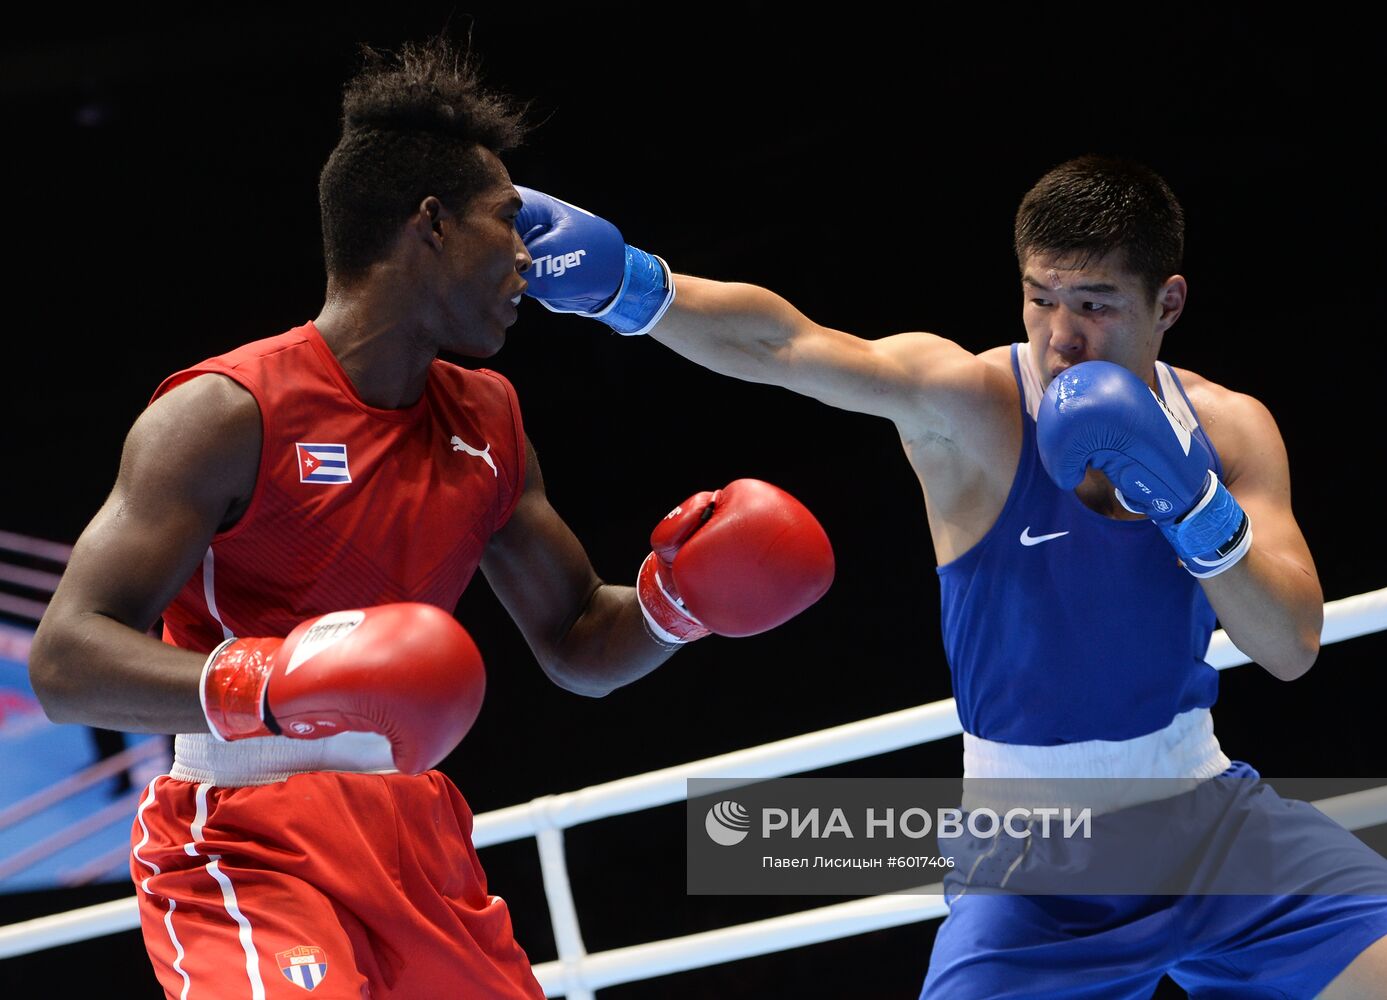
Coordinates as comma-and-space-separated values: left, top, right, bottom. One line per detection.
1013, 156, 1184, 301
318, 36, 528, 281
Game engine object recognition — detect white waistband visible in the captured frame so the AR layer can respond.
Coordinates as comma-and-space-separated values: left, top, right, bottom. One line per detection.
170, 731, 397, 787
961, 707, 1232, 815
963, 707, 1229, 780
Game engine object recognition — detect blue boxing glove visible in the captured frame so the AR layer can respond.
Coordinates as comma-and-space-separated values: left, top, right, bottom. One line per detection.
514, 187, 674, 335
1036, 361, 1252, 578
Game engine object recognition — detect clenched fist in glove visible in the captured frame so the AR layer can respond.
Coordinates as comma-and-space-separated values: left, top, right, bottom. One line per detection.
636, 479, 835, 644
515, 186, 674, 335
200, 602, 486, 774
1037, 361, 1251, 578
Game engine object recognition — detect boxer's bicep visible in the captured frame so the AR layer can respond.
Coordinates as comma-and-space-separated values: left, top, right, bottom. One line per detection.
30, 376, 261, 726
1217, 392, 1317, 582
480, 439, 602, 670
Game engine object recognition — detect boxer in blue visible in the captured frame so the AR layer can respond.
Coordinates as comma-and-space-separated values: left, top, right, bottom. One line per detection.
511, 157, 1387, 997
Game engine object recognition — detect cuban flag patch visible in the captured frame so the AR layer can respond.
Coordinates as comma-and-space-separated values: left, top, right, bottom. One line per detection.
296, 443, 351, 485
277, 945, 328, 991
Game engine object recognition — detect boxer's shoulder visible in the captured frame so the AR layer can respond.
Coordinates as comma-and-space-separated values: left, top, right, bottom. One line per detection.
977, 343, 1015, 372
1166, 365, 1283, 481
126, 373, 261, 525
151, 370, 259, 422
888, 339, 1018, 425
140, 373, 261, 472
897, 342, 1019, 454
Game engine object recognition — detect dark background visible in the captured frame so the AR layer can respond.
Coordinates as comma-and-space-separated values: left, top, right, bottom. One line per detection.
2, 6, 1383, 997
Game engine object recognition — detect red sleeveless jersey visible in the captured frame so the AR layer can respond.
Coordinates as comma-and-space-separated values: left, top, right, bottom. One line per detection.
153, 321, 524, 651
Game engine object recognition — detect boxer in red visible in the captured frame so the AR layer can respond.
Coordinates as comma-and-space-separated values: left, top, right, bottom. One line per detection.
27, 37, 834, 999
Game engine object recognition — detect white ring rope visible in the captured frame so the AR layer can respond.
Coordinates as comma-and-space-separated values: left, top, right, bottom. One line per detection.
0, 529, 69, 623
57, 840, 140, 889
2, 587, 1385, 995
0, 592, 50, 622
0, 563, 63, 593
0, 530, 73, 563
535, 822, 593, 1000
0, 738, 168, 833
0, 789, 148, 884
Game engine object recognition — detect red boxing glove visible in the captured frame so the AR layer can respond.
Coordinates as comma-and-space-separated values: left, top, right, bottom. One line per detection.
200, 603, 485, 775
637, 479, 835, 644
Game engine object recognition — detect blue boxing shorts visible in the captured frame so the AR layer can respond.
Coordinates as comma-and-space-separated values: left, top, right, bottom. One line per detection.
920, 763, 1387, 998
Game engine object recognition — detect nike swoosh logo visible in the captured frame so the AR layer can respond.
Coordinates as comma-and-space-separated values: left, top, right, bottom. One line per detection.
1020, 527, 1070, 546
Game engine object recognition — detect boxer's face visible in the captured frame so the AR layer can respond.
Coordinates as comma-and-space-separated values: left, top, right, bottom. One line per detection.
436, 149, 532, 357
1021, 249, 1186, 391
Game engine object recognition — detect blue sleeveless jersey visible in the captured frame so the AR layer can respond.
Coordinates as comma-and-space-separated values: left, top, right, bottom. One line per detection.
936, 345, 1220, 745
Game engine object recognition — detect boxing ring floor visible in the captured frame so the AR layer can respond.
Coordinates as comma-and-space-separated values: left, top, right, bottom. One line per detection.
2, 581, 1385, 998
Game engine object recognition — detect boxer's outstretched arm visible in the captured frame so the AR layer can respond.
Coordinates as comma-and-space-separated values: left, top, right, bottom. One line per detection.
653, 275, 1005, 431
481, 438, 678, 698
513, 189, 1008, 434
29, 375, 260, 733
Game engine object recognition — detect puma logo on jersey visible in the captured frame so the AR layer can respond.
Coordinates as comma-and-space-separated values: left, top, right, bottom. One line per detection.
451, 435, 497, 476
532, 249, 587, 277
1020, 527, 1070, 546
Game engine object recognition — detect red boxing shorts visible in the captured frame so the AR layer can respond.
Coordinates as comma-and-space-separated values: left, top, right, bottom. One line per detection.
131, 770, 544, 999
